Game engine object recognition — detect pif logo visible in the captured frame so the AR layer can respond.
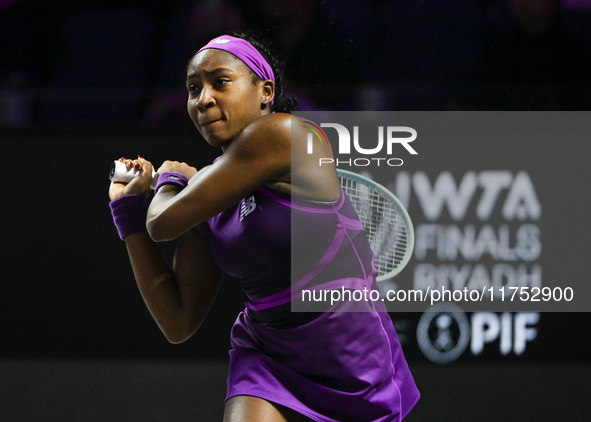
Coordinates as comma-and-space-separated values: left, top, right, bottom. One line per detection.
417, 303, 540, 364
303, 122, 418, 167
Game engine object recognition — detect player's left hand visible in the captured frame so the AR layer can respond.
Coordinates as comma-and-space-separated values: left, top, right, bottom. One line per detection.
156, 160, 198, 179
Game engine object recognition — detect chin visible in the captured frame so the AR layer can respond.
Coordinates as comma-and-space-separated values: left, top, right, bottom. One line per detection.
204, 133, 232, 149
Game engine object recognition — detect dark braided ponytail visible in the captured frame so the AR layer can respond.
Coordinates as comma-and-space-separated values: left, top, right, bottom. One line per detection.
227, 30, 298, 114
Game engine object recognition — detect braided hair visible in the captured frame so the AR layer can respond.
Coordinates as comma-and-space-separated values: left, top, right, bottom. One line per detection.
226, 30, 299, 114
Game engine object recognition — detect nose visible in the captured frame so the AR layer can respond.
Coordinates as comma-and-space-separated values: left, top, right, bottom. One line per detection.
196, 85, 215, 110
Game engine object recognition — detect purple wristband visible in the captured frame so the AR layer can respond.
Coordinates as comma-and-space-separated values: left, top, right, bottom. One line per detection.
155, 172, 189, 194
109, 194, 148, 240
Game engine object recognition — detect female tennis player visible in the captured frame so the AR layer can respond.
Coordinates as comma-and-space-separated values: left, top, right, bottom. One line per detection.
109, 32, 419, 421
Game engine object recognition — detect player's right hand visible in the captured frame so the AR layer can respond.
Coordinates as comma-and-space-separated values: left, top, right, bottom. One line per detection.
109, 157, 154, 201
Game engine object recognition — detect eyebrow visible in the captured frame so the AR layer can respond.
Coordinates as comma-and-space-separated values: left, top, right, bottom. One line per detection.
187, 67, 234, 80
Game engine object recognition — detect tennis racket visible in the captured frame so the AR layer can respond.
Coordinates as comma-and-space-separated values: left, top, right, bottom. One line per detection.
337, 169, 414, 283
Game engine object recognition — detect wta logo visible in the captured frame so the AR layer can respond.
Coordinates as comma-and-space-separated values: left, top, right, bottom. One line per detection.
302, 121, 417, 167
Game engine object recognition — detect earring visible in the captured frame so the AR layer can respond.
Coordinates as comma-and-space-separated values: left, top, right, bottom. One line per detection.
262, 99, 268, 103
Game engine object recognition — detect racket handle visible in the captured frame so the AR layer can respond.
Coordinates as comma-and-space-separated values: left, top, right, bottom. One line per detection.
109, 160, 159, 190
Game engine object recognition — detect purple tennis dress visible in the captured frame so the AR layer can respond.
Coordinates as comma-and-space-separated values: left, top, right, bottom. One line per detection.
200, 184, 420, 421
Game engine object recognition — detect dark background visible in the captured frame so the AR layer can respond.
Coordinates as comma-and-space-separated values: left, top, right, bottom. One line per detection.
1, 0, 590, 421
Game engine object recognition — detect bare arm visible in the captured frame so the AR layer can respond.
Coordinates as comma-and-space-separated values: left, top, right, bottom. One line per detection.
124, 228, 223, 344
110, 158, 222, 344
145, 113, 340, 242
110, 111, 339, 340
147, 113, 293, 241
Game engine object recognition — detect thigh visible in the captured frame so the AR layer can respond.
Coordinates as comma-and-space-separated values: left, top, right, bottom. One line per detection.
223, 395, 315, 422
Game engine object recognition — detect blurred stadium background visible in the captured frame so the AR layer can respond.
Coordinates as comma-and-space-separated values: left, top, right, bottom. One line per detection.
1, 0, 590, 420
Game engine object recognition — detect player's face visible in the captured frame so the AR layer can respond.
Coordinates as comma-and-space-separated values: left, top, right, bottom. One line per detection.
186, 49, 267, 149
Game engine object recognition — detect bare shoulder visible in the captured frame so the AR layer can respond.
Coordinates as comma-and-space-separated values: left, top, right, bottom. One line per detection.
222, 113, 295, 169
235, 112, 293, 150
242, 114, 340, 201
228, 113, 332, 170
215, 113, 294, 184
216, 113, 338, 199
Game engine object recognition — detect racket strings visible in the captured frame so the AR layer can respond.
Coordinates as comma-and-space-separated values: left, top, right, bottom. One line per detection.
340, 178, 409, 277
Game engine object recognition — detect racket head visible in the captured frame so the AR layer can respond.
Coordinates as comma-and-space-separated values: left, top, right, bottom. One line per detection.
336, 169, 415, 283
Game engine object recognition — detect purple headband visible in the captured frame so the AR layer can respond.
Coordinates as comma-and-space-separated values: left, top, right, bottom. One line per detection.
196, 35, 275, 105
